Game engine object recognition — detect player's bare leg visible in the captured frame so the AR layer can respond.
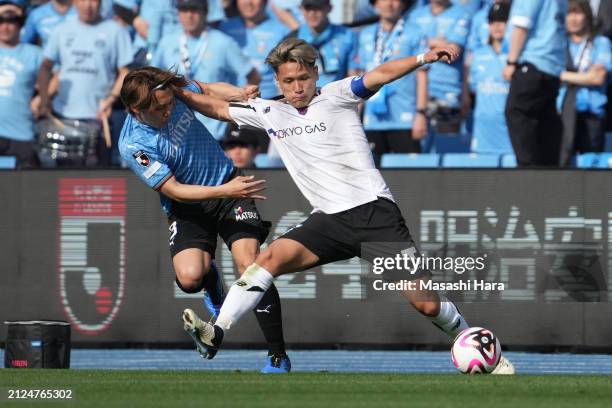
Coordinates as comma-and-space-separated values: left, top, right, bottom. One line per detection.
173, 248, 214, 293
401, 278, 469, 338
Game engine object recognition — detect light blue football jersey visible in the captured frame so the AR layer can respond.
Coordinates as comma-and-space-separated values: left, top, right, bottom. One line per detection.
119, 82, 234, 214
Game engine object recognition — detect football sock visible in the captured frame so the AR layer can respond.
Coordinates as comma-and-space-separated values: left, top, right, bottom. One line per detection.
253, 283, 286, 355
429, 295, 469, 338
215, 263, 274, 331
200, 267, 223, 304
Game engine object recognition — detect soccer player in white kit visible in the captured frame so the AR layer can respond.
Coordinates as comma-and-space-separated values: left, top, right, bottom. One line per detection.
177, 38, 515, 374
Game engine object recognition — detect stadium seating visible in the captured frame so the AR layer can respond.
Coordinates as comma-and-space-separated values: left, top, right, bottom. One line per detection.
500, 154, 517, 168
380, 153, 440, 168
254, 154, 285, 168
576, 153, 612, 168
0, 156, 17, 169
441, 153, 501, 168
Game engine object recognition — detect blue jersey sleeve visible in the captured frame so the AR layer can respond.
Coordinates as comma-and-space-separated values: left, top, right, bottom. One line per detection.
121, 138, 173, 190
510, 0, 542, 30
593, 36, 612, 71
184, 81, 203, 94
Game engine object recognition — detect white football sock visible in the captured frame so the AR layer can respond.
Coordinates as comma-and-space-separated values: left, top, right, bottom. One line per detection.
214, 263, 274, 331
429, 295, 469, 338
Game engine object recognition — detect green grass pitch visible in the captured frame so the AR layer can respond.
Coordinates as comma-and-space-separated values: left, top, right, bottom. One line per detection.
1, 370, 611, 407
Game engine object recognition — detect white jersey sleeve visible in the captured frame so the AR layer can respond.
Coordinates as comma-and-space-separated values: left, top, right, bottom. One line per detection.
228, 101, 265, 129
320, 76, 376, 108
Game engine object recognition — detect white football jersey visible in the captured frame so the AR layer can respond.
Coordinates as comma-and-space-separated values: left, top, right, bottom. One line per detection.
229, 77, 394, 214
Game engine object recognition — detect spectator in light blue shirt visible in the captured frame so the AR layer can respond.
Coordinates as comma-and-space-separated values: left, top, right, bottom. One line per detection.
409, 0, 471, 108
153, 0, 260, 140
290, 0, 357, 87
408, 0, 471, 153
468, 1, 512, 154
558, 0, 611, 164
0, 0, 42, 167
353, 0, 428, 165
38, 0, 133, 165
220, 0, 290, 98
21, 0, 75, 47
503, 0, 567, 167
466, 0, 496, 54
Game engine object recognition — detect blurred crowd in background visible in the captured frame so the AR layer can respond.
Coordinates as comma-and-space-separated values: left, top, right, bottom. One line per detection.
0, 0, 610, 169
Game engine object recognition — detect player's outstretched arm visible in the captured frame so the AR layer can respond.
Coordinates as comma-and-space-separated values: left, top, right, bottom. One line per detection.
362, 47, 459, 93
174, 87, 234, 122
160, 175, 266, 202
198, 81, 260, 102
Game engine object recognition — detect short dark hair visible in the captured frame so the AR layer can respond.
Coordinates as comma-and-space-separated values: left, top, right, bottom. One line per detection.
120, 67, 189, 114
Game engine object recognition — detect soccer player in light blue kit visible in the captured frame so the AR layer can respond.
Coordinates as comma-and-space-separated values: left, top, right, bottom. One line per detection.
152, 0, 260, 140
21, 0, 75, 47
353, 0, 428, 165
291, 0, 357, 87
220, 0, 290, 98
503, 0, 567, 167
468, 1, 512, 154
408, 0, 471, 152
0, 0, 43, 167
118, 66, 291, 373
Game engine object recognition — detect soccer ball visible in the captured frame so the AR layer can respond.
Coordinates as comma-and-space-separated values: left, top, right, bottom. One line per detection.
451, 327, 502, 374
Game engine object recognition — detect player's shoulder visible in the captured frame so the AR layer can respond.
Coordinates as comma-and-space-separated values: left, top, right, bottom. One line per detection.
320, 77, 355, 95
119, 116, 158, 155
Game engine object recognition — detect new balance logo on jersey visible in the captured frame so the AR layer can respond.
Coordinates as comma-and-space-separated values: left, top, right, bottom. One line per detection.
267, 123, 327, 139
234, 206, 258, 221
